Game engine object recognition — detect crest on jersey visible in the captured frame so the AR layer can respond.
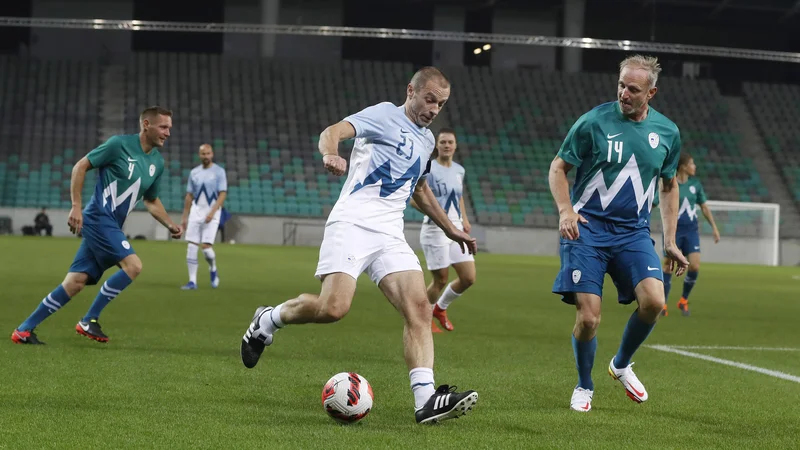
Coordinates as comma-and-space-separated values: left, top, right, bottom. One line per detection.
690, 186, 696, 194
149, 164, 156, 176
121, 240, 131, 250
572, 270, 582, 284
648, 132, 660, 149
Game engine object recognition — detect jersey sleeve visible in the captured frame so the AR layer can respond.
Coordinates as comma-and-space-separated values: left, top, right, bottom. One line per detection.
696, 181, 708, 204
661, 131, 682, 180
343, 103, 391, 139
144, 165, 163, 201
86, 135, 122, 168
217, 167, 228, 192
557, 114, 591, 166
186, 171, 194, 194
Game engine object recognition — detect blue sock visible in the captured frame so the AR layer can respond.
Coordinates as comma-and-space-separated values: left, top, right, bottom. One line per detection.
18, 285, 72, 331
83, 270, 133, 322
663, 273, 672, 300
572, 335, 597, 390
682, 271, 698, 300
614, 310, 656, 368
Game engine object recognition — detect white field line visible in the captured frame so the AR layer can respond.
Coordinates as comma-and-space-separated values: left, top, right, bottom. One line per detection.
664, 345, 800, 352
647, 345, 800, 384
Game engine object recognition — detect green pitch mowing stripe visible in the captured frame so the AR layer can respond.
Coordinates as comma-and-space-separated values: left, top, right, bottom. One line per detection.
1, 236, 799, 449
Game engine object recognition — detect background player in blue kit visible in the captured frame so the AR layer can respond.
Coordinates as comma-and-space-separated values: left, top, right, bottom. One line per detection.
661, 152, 720, 316
11, 106, 183, 345
549, 55, 689, 412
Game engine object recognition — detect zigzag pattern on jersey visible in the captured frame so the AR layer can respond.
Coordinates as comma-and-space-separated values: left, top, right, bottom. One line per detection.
443, 190, 461, 218
102, 177, 141, 218
573, 154, 657, 215
678, 196, 698, 221
194, 184, 218, 206
351, 157, 422, 201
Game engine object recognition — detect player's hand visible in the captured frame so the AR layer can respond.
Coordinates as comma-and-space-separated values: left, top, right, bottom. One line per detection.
67, 206, 83, 235
713, 229, 721, 244
463, 221, 472, 234
205, 214, 214, 224
169, 224, 183, 239
664, 242, 689, 277
558, 210, 588, 240
180, 220, 187, 231
323, 154, 347, 176
446, 228, 478, 255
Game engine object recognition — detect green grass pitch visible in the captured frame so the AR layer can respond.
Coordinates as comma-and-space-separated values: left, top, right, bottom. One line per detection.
1, 236, 799, 449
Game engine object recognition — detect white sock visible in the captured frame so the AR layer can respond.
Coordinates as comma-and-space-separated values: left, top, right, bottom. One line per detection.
187, 243, 199, 284
203, 247, 217, 271
436, 282, 461, 310
409, 367, 436, 410
258, 303, 285, 335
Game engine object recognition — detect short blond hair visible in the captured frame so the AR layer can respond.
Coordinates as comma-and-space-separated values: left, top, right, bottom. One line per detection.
619, 55, 662, 88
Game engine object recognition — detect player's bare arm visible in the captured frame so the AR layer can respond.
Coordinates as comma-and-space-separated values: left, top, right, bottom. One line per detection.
318, 121, 355, 176
180, 192, 192, 230
206, 191, 227, 223
659, 176, 689, 275
68, 156, 93, 235
144, 198, 183, 239
549, 156, 587, 240
459, 196, 471, 233
699, 203, 721, 243
408, 197, 423, 213
412, 181, 477, 255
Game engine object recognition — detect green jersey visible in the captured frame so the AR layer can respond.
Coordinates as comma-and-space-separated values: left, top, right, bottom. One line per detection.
676, 177, 707, 233
83, 134, 165, 228
557, 101, 681, 245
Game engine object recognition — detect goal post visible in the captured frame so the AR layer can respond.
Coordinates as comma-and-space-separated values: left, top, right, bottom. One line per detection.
652, 200, 780, 266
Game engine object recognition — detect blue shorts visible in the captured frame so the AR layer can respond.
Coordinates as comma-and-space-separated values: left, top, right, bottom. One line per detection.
661, 230, 701, 257
69, 223, 136, 285
552, 234, 663, 305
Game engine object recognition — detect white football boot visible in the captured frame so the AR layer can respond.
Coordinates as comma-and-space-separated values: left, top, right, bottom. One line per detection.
570, 387, 594, 412
608, 357, 648, 403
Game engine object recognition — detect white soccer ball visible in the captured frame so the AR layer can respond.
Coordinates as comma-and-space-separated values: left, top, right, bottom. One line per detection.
321, 372, 373, 424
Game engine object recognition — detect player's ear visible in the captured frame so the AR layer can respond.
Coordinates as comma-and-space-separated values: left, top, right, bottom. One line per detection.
407, 83, 414, 99
648, 86, 658, 100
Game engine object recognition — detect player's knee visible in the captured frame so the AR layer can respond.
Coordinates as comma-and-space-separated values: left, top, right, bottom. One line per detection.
62, 273, 88, 296
459, 272, 476, 289
577, 313, 601, 332
122, 259, 143, 279
638, 289, 665, 315
431, 271, 449, 288
689, 262, 700, 272
202, 243, 212, 250
406, 295, 433, 325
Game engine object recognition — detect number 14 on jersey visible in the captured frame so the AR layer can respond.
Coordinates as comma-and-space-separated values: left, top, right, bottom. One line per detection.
606, 140, 623, 164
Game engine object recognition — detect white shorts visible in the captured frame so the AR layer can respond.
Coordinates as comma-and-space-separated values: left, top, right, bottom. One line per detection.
422, 240, 475, 271
315, 222, 422, 285
186, 218, 220, 245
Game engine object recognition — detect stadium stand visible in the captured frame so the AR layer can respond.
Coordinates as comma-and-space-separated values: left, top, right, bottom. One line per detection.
0, 54, 795, 237
743, 82, 800, 203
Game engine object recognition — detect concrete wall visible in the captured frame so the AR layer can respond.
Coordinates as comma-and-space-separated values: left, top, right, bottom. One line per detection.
3, 207, 797, 266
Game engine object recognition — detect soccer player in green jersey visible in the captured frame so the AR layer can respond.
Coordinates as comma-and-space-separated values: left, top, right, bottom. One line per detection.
11, 106, 183, 345
661, 152, 720, 317
549, 55, 689, 412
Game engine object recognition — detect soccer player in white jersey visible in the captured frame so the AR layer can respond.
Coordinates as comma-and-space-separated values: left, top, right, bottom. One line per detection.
240, 67, 480, 424
181, 144, 227, 290
410, 128, 476, 333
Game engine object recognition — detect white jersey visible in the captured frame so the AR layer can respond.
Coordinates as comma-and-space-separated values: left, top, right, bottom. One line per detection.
420, 160, 466, 246
187, 163, 227, 221
327, 102, 435, 238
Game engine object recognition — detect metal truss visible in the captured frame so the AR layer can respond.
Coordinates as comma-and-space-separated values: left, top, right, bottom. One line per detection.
1, 16, 799, 63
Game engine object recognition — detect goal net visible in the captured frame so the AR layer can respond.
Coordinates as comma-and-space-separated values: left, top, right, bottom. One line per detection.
652, 200, 780, 266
